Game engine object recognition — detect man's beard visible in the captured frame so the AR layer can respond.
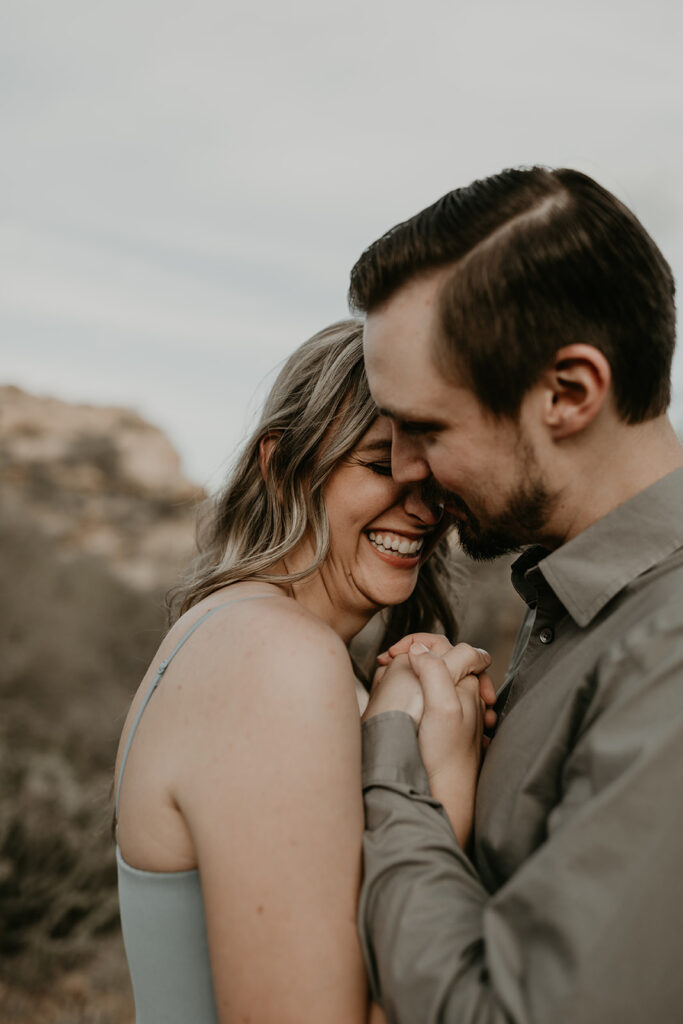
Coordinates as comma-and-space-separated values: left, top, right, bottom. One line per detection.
442, 457, 556, 561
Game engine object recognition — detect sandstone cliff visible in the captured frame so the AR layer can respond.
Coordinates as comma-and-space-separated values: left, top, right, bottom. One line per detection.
0, 385, 204, 590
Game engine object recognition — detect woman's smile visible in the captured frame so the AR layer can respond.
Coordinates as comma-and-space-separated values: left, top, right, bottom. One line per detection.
365, 529, 425, 567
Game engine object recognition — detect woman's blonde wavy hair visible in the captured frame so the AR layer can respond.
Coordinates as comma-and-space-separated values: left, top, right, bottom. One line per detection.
168, 320, 458, 667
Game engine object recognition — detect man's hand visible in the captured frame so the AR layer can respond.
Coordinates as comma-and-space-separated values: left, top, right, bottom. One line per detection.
362, 653, 424, 724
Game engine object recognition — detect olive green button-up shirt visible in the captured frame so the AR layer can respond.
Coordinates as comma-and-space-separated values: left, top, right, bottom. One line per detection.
360, 467, 683, 1024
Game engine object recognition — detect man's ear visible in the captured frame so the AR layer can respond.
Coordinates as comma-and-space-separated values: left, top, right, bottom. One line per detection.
540, 344, 612, 439
258, 433, 280, 481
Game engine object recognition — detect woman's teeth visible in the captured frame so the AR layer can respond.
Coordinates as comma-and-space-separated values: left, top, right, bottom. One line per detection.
367, 531, 423, 556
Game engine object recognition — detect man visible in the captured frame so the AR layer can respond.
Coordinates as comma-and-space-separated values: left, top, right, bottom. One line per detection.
350, 167, 683, 1023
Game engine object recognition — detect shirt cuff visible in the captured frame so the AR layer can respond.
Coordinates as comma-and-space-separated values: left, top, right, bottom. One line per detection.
361, 711, 431, 796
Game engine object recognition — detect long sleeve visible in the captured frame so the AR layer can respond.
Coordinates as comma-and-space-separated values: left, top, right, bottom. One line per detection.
359, 605, 683, 1023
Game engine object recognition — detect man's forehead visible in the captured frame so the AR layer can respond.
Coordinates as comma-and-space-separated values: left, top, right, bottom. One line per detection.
363, 323, 452, 401
363, 311, 438, 371
368, 267, 451, 319
365, 357, 456, 430
363, 327, 473, 435
362, 272, 452, 365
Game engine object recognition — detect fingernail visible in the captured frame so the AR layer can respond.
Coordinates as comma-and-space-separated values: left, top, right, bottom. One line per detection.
410, 642, 430, 655
476, 647, 491, 659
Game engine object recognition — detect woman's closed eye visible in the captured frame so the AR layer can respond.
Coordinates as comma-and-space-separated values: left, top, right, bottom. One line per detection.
365, 460, 393, 477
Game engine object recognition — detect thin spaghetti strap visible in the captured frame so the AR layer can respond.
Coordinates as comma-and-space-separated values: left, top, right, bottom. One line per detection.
115, 595, 275, 820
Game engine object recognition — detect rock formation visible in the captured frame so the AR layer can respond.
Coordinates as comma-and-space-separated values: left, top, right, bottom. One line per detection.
0, 385, 204, 590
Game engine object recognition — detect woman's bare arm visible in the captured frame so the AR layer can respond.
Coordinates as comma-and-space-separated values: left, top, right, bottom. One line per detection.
178, 600, 369, 1024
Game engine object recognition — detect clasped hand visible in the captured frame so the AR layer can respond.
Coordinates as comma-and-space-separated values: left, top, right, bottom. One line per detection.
362, 634, 498, 847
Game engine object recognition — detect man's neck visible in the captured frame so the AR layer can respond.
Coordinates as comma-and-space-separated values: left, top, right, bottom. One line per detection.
549, 415, 683, 547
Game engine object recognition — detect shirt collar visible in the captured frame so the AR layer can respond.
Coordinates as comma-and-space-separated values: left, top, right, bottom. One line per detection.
511, 466, 683, 627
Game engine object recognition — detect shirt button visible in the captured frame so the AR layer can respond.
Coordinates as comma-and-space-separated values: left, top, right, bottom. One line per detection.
539, 627, 554, 644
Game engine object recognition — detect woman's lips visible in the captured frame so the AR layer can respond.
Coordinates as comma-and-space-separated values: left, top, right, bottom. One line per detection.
364, 531, 423, 567
367, 530, 424, 556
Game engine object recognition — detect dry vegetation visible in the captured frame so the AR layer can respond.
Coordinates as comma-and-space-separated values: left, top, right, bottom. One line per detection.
0, 506, 167, 1022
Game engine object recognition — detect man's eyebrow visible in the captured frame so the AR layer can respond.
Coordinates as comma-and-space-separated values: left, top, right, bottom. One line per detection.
376, 406, 445, 431
376, 404, 402, 421
355, 439, 392, 453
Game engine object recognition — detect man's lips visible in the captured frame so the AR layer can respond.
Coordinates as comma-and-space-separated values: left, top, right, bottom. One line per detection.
440, 494, 472, 519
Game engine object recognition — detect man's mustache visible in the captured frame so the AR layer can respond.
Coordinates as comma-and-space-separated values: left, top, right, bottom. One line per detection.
420, 480, 477, 526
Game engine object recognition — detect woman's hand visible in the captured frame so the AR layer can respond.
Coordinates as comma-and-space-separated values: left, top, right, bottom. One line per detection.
377, 634, 498, 848
409, 645, 488, 846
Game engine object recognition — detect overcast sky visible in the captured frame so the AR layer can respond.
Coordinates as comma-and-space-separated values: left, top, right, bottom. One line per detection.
2, 0, 682, 486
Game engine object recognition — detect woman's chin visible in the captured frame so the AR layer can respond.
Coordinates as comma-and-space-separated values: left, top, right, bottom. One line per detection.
358, 577, 420, 611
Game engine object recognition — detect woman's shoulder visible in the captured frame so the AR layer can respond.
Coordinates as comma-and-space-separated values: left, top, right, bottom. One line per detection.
183, 582, 348, 652
174, 584, 354, 706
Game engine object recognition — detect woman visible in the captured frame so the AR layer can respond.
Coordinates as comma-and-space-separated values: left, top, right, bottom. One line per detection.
114, 320, 487, 1023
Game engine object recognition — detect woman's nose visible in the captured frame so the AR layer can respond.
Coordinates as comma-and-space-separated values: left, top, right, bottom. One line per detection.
402, 483, 443, 526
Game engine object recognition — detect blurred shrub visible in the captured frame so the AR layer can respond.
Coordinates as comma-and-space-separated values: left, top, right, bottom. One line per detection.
0, 506, 166, 988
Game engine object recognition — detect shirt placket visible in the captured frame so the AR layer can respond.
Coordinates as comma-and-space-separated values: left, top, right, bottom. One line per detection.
497, 566, 565, 721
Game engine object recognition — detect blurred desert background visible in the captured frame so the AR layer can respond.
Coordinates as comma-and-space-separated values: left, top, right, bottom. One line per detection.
0, 383, 524, 1024
0, 385, 199, 1022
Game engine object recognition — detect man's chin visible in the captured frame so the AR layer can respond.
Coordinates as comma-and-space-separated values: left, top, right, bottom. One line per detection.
455, 523, 525, 562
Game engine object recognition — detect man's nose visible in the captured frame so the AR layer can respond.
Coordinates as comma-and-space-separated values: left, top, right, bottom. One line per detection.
391, 431, 431, 485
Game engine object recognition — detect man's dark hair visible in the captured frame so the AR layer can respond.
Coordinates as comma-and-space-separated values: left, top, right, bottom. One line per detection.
349, 167, 676, 423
